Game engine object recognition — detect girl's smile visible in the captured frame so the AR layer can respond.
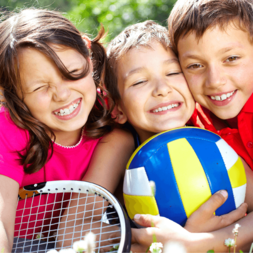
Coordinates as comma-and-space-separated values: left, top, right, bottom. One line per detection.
53, 98, 82, 119
18, 46, 96, 145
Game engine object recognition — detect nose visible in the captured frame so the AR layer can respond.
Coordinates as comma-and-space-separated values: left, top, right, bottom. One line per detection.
205, 65, 226, 89
52, 80, 71, 102
152, 78, 172, 97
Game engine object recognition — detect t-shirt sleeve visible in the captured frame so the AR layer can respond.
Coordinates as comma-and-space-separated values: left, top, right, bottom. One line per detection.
0, 110, 27, 185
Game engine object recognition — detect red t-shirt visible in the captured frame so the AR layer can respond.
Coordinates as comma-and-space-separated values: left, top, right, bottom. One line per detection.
190, 93, 253, 170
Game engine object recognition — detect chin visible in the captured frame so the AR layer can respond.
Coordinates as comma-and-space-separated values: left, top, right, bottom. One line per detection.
216, 111, 239, 120
159, 124, 184, 133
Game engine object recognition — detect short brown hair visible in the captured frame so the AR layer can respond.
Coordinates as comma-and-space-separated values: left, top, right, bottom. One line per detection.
168, 0, 253, 54
0, 8, 113, 174
106, 20, 171, 101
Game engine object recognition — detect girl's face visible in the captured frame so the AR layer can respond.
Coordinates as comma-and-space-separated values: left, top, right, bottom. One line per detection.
18, 45, 96, 143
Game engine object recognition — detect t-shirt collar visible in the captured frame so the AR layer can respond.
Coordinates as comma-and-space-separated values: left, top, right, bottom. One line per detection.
241, 92, 253, 113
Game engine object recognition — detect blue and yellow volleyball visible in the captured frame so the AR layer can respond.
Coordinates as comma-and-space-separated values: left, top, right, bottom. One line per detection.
123, 127, 247, 226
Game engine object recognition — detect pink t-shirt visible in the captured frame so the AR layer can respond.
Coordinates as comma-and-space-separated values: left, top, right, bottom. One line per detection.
0, 106, 101, 238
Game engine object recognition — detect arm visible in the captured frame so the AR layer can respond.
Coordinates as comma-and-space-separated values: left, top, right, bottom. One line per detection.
58, 128, 135, 247
242, 157, 253, 212
132, 213, 253, 253
0, 175, 19, 252
83, 128, 135, 193
131, 191, 249, 253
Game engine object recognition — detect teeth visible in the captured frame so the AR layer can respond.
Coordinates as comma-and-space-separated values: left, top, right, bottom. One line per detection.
153, 103, 180, 113
54, 100, 80, 116
64, 108, 70, 114
221, 94, 227, 100
210, 91, 235, 101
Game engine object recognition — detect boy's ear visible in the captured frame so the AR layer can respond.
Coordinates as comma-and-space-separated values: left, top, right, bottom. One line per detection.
112, 103, 128, 124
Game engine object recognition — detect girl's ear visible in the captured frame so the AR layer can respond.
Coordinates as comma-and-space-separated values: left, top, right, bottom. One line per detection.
82, 35, 91, 49
111, 103, 128, 124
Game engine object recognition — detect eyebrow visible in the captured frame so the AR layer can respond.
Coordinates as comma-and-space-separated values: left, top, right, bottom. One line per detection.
124, 58, 179, 80
182, 44, 244, 59
218, 45, 243, 54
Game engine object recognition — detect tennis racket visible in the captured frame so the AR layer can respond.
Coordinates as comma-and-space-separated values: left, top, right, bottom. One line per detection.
13, 180, 131, 253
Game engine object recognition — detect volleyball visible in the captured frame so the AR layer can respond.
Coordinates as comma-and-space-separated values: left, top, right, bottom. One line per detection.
123, 127, 247, 226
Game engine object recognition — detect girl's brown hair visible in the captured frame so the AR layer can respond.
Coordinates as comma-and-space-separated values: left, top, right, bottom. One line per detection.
168, 0, 253, 55
0, 8, 114, 174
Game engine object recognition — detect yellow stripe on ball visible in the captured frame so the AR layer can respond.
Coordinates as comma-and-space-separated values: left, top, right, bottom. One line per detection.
123, 193, 159, 219
228, 157, 247, 188
167, 138, 212, 218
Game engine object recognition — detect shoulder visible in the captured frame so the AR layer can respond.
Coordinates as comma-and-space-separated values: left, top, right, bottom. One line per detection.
90, 127, 135, 165
0, 107, 28, 149
0, 108, 27, 185
83, 128, 135, 192
99, 128, 135, 148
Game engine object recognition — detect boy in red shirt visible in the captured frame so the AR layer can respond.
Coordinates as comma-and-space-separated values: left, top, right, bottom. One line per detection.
168, 0, 253, 170
132, 0, 253, 251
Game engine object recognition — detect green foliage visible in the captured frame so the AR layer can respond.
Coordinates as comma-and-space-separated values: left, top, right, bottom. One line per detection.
66, 0, 177, 41
0, 0, 74, 12
207, 250, 215, 253
0, 0, 177, 42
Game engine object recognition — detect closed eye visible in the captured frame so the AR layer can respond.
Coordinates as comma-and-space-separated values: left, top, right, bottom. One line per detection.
33, 85, 48, 92
132, 80, 147, 86
166, 72, 182, 76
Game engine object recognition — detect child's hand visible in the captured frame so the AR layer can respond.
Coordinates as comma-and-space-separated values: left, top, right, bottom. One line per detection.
184, 190, 247, 233
131, 214, 191, 252
131, 192, 247, 253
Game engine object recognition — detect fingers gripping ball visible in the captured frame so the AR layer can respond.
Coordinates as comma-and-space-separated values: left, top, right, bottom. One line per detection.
123, 127, 247, 226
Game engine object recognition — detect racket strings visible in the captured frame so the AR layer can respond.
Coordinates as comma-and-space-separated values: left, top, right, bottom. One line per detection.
13, 189, 122, 253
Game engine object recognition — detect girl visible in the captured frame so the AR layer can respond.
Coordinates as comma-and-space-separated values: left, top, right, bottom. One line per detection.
0, 8, 134, 252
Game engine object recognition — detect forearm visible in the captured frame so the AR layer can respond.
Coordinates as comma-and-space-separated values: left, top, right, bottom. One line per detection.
0, 222, 12, 253
186, 212, 253, 252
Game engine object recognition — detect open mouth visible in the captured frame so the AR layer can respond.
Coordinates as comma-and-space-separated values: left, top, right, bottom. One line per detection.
53, 99, 81, 116
152, 103, 180, 113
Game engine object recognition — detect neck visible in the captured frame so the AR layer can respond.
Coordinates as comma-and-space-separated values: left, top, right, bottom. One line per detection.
53, 129, 83, 146
210, 113, 238, 130
225, 117, 238, 129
